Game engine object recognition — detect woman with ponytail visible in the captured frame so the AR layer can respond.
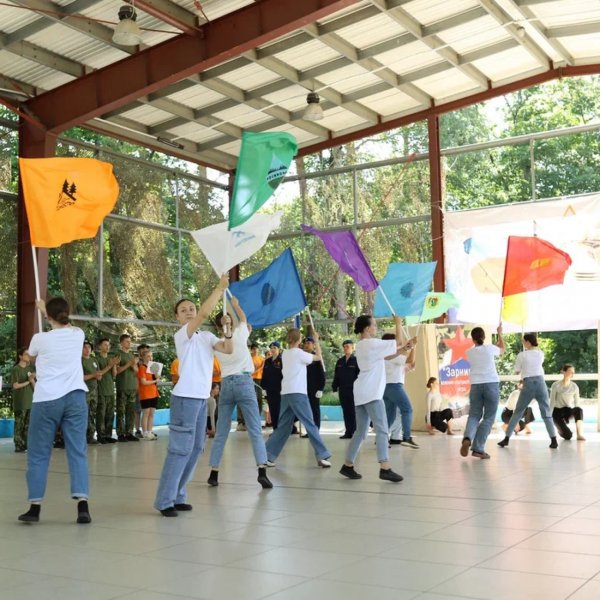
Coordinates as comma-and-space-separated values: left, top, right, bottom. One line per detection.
19, 297, 91, 524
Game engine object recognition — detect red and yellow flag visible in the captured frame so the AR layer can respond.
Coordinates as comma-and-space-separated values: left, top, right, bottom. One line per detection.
502, 235, 572, 297
19, 157, 119, 248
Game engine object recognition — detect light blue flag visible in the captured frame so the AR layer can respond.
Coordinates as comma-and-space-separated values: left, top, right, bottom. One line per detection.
374, 262, 437, 317
229, 249, 307, 328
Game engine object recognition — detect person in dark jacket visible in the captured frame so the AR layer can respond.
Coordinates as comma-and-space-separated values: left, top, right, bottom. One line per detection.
332, 339, 359, 439
302, 336, 326, 436
261, 342, 283, 429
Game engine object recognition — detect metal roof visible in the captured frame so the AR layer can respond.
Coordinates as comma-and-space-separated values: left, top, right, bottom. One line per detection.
2, 0, 600, 170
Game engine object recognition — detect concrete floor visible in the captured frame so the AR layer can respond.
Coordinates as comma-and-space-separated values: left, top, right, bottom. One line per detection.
1, 422, 600, 600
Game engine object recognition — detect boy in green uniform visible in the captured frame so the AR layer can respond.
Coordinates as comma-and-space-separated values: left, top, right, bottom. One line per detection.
11, 347, 35, 452
96, 338, 119, 443
82, 341, 101, 444
115, 334, 139, 442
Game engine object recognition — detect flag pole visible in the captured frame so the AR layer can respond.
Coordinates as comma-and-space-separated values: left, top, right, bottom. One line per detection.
499, 237, 511, 326
305, 306, 326, 372
378, 285, 409, 338
31, 245, 43, 333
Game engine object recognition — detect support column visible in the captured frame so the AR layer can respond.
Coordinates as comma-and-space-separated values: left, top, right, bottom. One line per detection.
17, 118, 56, 347
428, 115, 445, 293
227, 171, 240, 283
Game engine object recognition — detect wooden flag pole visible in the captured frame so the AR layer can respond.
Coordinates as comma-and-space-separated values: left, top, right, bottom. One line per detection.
31, 245, 43, 333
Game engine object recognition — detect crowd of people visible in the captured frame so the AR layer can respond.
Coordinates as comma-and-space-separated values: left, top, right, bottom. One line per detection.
11, 287, 586, 523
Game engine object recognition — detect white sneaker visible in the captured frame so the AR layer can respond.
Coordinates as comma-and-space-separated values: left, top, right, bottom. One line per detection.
318, 459, 332, 468
266, 460, 276, 467
150, 432, 158, 440
143, 432, 153, 441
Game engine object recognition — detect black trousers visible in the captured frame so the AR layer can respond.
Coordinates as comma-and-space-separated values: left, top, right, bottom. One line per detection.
430, 408, 453, 433
553, 406, 583, 440
266, 391, 281, 429
308, 392, 320, 429
339, 390, 356, 436
502, 407, 534, 432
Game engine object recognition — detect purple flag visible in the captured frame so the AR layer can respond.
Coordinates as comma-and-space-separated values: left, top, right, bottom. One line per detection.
301, 225, 378, 291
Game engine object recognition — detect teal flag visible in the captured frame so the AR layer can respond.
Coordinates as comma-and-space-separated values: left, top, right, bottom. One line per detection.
229, 132, 297, 229
405, 292, 460, 323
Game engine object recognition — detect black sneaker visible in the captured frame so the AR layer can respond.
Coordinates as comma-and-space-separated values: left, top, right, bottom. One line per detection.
257, 467, 273, 489
339, 434, 353, 439
379, 468, 403, 483
400, 438, 419, 449
207, 470, 219, 487
339, 464, 362, 479
549, 437, 558, 449
135, 430, 143, 439
498, 437, 509, 448
125, 434, 140, 442
117, 435, 128, 442
174, 503, 193, 511
106, 437, 117, 444
389, 439, 401, 445
160, 507, 178, 517
77, 500, 92, 524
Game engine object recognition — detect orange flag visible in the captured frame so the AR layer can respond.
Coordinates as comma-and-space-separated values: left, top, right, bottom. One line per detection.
19, 157, 119, 248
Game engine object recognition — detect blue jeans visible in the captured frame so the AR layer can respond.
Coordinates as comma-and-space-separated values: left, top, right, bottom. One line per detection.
26, 390, 89, 502
154, 395, 207, 511
209, 374, 267, 468
506, 376, 556, 438
266, 393, 331, 462
383, 383, 413, 440
464, 382, 499, 454
346, 399, 389, 464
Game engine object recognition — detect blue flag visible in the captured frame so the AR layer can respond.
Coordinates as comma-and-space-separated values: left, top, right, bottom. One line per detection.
229, 249, 307, 328
374, 262, 437, 317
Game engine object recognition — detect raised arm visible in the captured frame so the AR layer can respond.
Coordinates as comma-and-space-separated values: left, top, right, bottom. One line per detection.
495, 324, 505, 354
186, 274, 229, 338
228, 295, 247, 326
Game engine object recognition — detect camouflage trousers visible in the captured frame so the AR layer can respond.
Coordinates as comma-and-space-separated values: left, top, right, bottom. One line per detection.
98, 393, 115, 439
13, 409, 30, 452
116, 390, 136, 436
86, 388, 98, 441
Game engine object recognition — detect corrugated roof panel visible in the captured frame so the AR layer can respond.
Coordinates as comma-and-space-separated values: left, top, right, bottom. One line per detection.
529, 0, 600, 27
265, 124, 317, 145
335, 13, 406, 48
261, 84, 309, 112
377, 40, 445, 74
1, 2, 41, 34
212, 104, 273, 128
410, 67, 480, 100
436, 16, 508, 54
172, 127, 224, 144
35, 70, 75, 90
218, 63, 280, 90
214, 139, 242, 156
167, 86, 226, 109
175, 0, 254, 21
85, 46, 131, 69
357, 88, 423, 117
318, 63, 378, 94
0, 52, 56, 86
119, 105, 175, 125
472, 46, 542, 82
275, 39, 340, 71
405, 0, 480, 25
317, 106, 366, 131
558, 35, 600, 62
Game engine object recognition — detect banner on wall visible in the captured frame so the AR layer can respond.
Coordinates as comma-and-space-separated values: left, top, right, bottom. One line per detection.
444, 194, 600, 332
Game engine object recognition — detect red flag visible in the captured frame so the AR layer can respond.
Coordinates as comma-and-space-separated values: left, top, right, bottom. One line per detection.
502, 236, 572, 297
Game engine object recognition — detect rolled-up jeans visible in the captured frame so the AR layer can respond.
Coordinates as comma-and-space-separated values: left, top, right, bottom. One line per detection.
209, 374, 267, 468
506, 376, 556, 439
464, 382, 499, 454
26, 389, 89, 502
383, 383, 413, 440
346, 399, 389, 464
154, 395, 207, 511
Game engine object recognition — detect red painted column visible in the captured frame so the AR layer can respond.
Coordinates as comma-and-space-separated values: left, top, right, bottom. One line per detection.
227, 170, 240, 284
17, 117, 56, 347
428, 115, 445, 293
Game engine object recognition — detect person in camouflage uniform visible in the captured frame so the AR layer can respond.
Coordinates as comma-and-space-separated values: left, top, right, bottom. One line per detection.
115, 334, 140, 442
11, 347, 35, 452
95, 338, 119, 443
82, 341, 101, 444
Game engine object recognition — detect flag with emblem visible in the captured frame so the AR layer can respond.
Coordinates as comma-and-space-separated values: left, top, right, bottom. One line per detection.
374, 262, 437, 317
191, 212, 282, 275
301, 225, 379, 291
229, 248, 307, 328
19, 157, 119, 248
229, 132, 297, 229
502, 236, 572, 297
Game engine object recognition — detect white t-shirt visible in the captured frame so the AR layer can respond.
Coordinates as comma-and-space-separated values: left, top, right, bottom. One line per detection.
515, 349, 545, 378
550, 380, 580, 409
353, 338, 397, 406
426, 391, 443, 421
506, 389, 521, 410
216, 323, 254, 378
28, 327, 87, 403
172, 325, 219, 399
466, 344, 500, 384
281, 347, 314, 395
385, 353, 408, 384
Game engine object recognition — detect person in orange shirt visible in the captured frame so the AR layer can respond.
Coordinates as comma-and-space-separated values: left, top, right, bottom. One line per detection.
212, 357, 221, 384
250, 343, 265, 423
138, 350, 160, 440
170, 358, 179, 386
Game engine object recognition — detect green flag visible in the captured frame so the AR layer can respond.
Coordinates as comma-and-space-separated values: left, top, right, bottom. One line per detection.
229, 131, 297, 229
420, 292, 459, 321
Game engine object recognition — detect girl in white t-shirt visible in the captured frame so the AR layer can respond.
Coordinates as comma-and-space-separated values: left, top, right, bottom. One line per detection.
339, 315, 405, 483
265, 328, 332, 468
207, 296, 272, 489
498, 333, 558, 449
154, 275, 233, 517
19, 297, 90, 525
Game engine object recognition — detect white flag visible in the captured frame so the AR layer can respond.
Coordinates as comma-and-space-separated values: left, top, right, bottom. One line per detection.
190, 212, 282, 275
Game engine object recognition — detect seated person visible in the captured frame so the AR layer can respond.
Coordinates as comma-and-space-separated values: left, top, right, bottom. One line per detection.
551, 364, 585, 441
502, 381, 534, 434
425, 377, 453, 435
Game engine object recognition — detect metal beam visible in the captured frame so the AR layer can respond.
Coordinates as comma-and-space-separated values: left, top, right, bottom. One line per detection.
428, 115, 444, 294
546, 22, 600, 39
125, 0, 199, 34
25, 0, 363, 132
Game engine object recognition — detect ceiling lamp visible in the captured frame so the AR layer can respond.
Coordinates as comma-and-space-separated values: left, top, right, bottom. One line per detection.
304, 92, 324, 121
113, 4, 142, 46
